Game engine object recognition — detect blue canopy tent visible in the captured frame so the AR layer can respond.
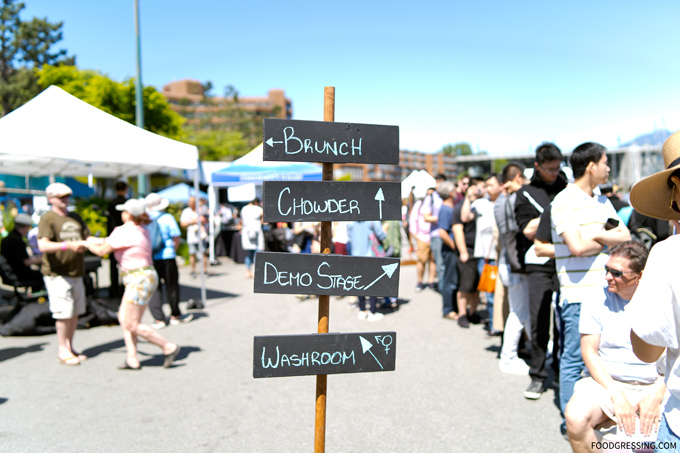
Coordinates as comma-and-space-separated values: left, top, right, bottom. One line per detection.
156, 182, 208, 203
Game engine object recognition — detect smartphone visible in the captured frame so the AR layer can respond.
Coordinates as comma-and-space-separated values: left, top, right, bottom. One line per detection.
604, 218, 619, 230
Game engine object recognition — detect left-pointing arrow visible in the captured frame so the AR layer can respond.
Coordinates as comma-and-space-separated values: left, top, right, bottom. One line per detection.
266, 137, 283, 147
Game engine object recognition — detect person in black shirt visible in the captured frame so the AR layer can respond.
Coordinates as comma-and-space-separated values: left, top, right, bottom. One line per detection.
107, 181, 128, 298
1, 213, 42, 284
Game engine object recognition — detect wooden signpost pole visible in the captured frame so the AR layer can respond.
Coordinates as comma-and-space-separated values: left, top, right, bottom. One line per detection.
314, 87, 334, 453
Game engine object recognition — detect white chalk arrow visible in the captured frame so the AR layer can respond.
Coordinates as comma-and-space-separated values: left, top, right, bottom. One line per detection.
265, 137, 283, 147
363, 263, 399, 290
374, 188, 385, 219
359, 336, 383, 369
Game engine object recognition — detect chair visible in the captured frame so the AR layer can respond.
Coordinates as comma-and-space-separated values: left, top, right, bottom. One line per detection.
0, 255, 47, 304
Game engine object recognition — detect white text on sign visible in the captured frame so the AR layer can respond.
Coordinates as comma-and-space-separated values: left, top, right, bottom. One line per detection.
269, 126, 362, 156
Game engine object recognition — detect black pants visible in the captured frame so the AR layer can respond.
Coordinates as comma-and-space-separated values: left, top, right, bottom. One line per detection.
149, 258, 181, 321
109, 254, 123, 298
528, 270, 559, 383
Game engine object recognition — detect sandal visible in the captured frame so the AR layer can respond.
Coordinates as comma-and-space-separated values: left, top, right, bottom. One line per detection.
118, 361, 141, 371
163, 346, 181, 368
58, 354, 80, 366
72, 351, 87, 362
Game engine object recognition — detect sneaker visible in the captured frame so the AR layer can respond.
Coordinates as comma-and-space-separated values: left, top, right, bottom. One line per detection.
560, 421, 568, 441
367, 312, 384, 322
357, 311, 369, 321
499, 358, 530, 376
169, 314, 194, 325
457, 315, 470, 328
468, 311, 482, 324
151, 320, 167, 330
414, 283, 426, 293
524, 380, 544, 400
427, 283, 437, 291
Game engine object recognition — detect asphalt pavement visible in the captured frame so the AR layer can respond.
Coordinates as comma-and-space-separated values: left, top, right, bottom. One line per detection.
0, 256, 571, 452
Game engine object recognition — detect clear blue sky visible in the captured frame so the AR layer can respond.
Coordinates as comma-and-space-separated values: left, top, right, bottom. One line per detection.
23, 0, 680, 157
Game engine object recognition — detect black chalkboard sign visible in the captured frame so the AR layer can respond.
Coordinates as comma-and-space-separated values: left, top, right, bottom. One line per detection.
253, 332, 397, 378
263, 181, 402, 222
253, 252, 400, 297
263, 118, 399, 164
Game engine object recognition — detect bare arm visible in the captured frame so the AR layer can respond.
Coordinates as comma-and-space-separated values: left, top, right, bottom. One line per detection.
534, 238, 555, 258
523, 218, 540, 241
23, 256, 43, 266
581, 334, 637, 436
173, 236, 180, 251
592, 224, 631, 247
460, 195, 476, 223
439, 228, 455, 251
561, 229, 605, 257
631, 330, 666, 363
453, 224, 468, 263
38, 237, 86, 254
86, 240, 115, 257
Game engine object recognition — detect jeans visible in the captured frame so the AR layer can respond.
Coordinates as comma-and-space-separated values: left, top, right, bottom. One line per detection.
500, 272, 530, 362
245, 250, 257, 270
358, 296, 378, 314
477, 258, 496, 327
441, 248, 459, 315
656, 414, 680, 452
559, 301, 584, 416
430, 236, 444, 291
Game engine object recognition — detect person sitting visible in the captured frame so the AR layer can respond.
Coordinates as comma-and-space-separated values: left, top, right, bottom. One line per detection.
565, 241, 667, 451
1, 213, 43, 286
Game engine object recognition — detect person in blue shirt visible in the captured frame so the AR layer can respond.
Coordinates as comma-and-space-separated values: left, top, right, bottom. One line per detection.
347, 221, 387, 322
145, 193, 193, 328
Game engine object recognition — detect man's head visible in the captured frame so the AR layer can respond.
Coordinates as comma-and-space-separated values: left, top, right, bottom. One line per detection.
485, 174, 503, 202
533, 143, 563, 185
115, 181, 128, 196
501, 162, 526, 185
434, 173, 447, 189
45, 182, 73, 211
456, 174, 470, 194
605, 241, 648, 299
188, 196, 196, 210
570, 142, 609, 183
13, 213, 33, 236
436, 181, 455, 201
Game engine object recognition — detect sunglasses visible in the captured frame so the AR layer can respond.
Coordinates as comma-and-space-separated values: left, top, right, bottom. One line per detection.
604, 265, 637, 278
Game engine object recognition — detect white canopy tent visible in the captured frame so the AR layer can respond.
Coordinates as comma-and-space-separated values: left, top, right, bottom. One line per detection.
401, 170, 436, 199
0, 85, 207, 306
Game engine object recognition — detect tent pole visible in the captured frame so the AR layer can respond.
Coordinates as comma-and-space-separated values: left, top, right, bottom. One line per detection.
195, 161, 207, 307
208, 183, 216, 264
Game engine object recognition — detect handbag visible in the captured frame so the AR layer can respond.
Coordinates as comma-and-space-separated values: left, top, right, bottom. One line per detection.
477, 236, 498, 293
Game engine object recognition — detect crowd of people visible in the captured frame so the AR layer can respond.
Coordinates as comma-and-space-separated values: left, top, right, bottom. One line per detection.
5, 133, 680, 450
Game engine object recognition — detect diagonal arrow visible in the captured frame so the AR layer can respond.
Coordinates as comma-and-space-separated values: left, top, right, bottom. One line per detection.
363, 263, 399, 290
374, 188, 385, 219
266, 137, 283, 147
359, 336, 383, 369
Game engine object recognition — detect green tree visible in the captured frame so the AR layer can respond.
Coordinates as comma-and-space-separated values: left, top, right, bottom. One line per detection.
440, 142, 473, 156
180, 81, 279, 161
37, 64, 185, 139
0, 0, 73, 115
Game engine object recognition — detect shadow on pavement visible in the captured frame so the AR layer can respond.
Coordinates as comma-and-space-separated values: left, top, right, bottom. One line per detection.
0, 342, 48, 362
80, 339, 126, 359
180, 285, 238, 301
139, 345, 201, 368
0, 398, 8, 405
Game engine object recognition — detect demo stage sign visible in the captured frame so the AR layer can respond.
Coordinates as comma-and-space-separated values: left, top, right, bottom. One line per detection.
263, 118, 399, 164
263, 181, 401, 222
253, 332, 397, 378
254, 252, 400, 297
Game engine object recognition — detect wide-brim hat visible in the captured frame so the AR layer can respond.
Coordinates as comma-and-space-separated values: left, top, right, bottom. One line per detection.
630, 130, 680, 220
115, 198, 147, 217
145, 193, 170, 211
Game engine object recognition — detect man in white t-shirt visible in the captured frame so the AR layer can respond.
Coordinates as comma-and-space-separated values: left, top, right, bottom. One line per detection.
180, 196, 208, 277
551, 142, 630, 432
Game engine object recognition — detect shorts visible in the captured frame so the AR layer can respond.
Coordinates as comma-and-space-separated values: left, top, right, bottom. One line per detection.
416, 239, 432, 264
188, 240, 208, 255
457, 257, 480, 294
121, 267, 158, 306
572, 376, 666, 423
44, 275, 87, 320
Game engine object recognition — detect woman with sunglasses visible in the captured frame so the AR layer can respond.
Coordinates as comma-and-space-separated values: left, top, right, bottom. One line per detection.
87, 199, 180, 370
628, 130, 680, 451
566, 241, 668, 451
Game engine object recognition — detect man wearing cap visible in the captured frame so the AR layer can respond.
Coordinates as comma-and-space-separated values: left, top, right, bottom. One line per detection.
145, 193, 192, 328
1, 213, 43, 285
38, 182, 89, 365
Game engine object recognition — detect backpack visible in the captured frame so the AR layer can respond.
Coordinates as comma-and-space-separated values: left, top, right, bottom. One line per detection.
148, 214, 168, 256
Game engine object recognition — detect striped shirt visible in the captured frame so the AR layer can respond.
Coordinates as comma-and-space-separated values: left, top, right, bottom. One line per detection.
551, 183, 618, 304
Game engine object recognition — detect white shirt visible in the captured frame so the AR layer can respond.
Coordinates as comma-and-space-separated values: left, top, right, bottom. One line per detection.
628, 235, 680, 435
551, 183, 618, 304
472, 197, 497, 260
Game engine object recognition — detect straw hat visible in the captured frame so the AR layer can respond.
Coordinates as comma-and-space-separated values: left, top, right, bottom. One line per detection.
115, 198, 147, 217
630, 131, 680, 220
145, 193, 170, 211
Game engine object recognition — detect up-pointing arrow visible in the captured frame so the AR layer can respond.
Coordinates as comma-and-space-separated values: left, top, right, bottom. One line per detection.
374, 188, 385, 219
359, 336, 383, 369
363, 263, 399, 290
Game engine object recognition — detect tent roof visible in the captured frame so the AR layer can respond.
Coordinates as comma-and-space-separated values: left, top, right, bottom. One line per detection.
0, 86, 198, 178
211, 143, 322, 187
156, 183, 208, 203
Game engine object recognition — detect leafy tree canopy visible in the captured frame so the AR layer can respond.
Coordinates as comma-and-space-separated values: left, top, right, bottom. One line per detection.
37, 64, 185, 139
0, 0, 74, 115
441, 142, 473, 156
